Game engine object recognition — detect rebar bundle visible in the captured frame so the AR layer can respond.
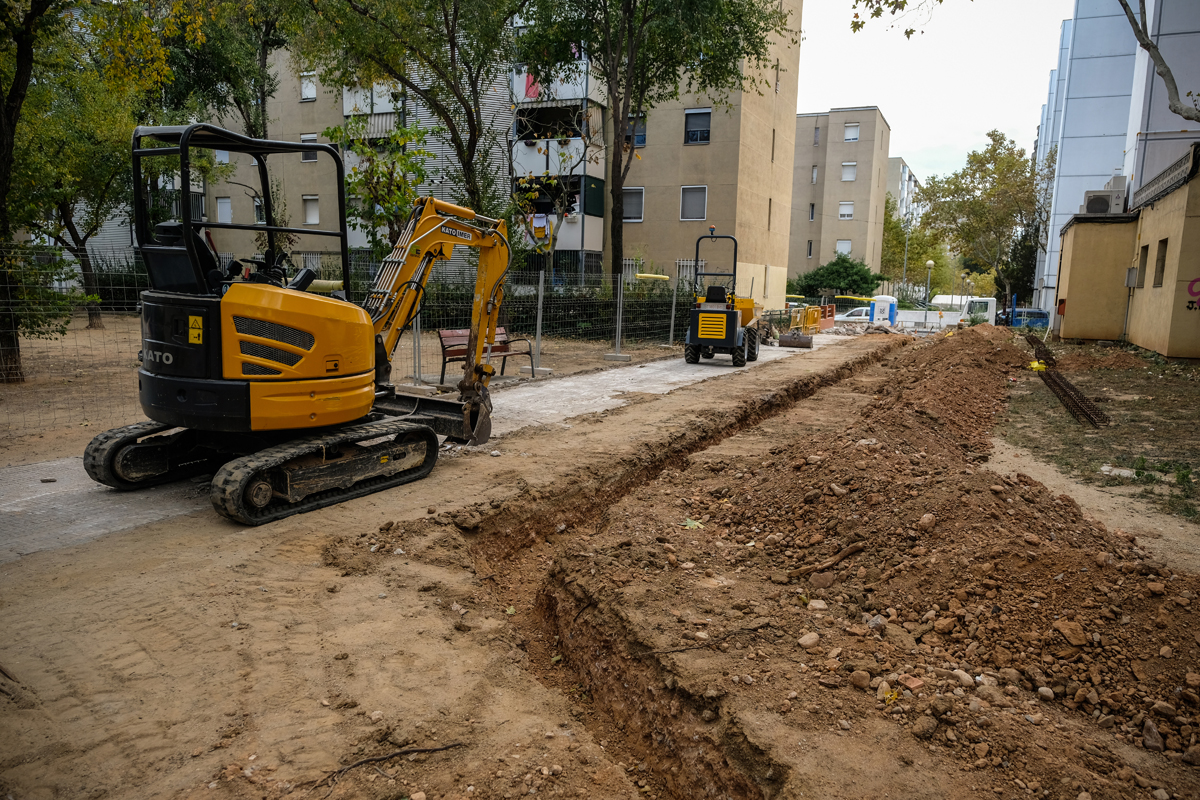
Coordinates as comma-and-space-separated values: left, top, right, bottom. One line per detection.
1023, 333, 1056, 367
1037, 369, 1111, 427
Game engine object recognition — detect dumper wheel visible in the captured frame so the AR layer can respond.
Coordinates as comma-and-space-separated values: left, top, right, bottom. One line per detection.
731, 335, 747, 367
746, 327, 760, 361
684, 343, 700, 364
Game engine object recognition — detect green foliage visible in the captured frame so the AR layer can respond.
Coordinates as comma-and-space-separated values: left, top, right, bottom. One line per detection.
920, 131, 1053, 309
880, 192, 943, 284
518, 0, 793, 273
290, 0, 517, 215
324, 115, 433, 258
794, 253, 882, 298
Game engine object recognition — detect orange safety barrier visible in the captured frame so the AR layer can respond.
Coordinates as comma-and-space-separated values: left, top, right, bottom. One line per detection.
818, 304, 836, 330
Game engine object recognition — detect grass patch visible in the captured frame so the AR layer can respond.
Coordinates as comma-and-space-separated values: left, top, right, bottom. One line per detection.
1000, 340, 1200, 524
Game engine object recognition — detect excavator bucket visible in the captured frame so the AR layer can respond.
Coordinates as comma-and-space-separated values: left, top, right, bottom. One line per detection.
374, 392, 491, 445
779, 330, 813, 348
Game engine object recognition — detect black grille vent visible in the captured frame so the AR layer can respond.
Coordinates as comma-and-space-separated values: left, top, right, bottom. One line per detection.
233, 316, 315, 350
242, 363, 282, 376
239, 340, 302, 366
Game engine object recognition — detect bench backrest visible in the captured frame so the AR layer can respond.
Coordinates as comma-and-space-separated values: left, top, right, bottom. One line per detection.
439, 327, 511, 350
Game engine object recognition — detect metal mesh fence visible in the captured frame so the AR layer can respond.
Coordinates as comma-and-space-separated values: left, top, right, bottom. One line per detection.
1, 245, 695, 439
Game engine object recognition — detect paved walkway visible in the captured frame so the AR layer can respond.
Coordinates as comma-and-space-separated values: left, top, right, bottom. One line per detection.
0, 336, 842, 562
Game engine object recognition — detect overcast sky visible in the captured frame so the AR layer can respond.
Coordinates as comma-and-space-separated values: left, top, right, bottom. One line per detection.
796, 0, 1078, 181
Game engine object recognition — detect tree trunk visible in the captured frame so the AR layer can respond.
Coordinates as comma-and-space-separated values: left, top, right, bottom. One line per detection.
61, 206, 104, 328
0, 266, 23, 382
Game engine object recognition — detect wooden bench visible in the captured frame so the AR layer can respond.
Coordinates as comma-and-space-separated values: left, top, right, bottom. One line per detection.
438, 327, 534, 385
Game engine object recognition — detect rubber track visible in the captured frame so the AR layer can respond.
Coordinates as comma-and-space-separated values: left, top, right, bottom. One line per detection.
83, 421, 174, 490
208, 419, 439, 526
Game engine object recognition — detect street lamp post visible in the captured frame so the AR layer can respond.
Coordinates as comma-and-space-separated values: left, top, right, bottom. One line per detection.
923, 260, 934, 329
900, 210, 912, 297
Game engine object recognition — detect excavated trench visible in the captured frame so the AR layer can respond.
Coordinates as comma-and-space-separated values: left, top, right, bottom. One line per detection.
462, 337, 913, 800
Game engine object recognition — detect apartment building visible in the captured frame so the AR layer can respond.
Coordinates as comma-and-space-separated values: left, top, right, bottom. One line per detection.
1035, 0, 1200, 314
200, 51, 512, 276
788, 106, 891, 278
887, 157, 921, 220
619, 0, 802, 311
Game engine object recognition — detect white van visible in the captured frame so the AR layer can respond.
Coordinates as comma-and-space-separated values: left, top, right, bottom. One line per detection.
930, 295, 996, 325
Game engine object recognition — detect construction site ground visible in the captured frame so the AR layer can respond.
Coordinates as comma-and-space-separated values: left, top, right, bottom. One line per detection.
2, 327, 1199, 800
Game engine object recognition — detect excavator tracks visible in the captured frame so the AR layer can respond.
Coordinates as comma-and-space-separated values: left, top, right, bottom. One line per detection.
208, 418, 438, 526
85, 421, 224, 490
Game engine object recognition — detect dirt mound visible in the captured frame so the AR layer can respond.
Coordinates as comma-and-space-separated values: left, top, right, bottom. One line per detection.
1057, 352, 1145, 372
538, 326, 1200, 799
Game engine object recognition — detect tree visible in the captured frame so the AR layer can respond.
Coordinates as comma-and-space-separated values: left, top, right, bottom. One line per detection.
794, 252, 882, 298
519, 0, 792, 281
14, 41, 138, 329
324, 114, 432, 258
920, 130, 1037, 312
165, 0, 291, 141
851, 0, 1199, 124
880, 192, 943, 297
290, 0, 517, 216
1, 1, 199, 381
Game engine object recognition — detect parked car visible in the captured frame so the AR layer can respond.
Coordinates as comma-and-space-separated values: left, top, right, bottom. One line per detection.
834, 306, 871, 322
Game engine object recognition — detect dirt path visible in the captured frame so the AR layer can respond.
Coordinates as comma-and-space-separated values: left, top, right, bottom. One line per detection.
3, 329, 1198, 800
0, 336, 902, 800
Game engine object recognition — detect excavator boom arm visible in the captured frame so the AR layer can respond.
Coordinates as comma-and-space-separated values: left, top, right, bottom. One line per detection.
361, 197, 511, 443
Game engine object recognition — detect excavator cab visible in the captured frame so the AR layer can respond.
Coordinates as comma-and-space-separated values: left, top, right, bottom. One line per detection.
86, 124, 512, 525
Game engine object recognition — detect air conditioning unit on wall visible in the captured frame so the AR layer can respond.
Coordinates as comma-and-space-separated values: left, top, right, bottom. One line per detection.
1079, 190, 1125, 214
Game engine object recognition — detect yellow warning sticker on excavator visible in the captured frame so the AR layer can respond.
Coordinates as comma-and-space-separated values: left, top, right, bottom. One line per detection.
188, 315, 203, 344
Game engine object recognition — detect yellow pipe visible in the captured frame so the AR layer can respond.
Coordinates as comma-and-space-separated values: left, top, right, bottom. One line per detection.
834, 295, 875, 302
635, 273, 670, 281
785, 294, 805, 299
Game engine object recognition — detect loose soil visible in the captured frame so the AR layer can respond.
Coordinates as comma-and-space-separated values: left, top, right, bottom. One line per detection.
3, 328, 1200, 800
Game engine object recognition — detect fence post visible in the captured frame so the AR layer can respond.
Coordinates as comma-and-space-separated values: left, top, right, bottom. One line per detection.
604, 278, 632, 362
667, 274, 677, 346
534, 268, 545, 370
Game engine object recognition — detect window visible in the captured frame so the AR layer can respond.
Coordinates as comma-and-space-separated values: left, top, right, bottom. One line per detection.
216, 197, 232, 225
303, 195, 319, 225
814, 127, 820, 146
214, 150, 229, 164
623, 187, 644, 222
626, 115, 646, 148
844, 123, 859, 142
841, 162, 857, 182
836, 239, 852, 254
1136, 244, 1148, 288
1153, 238, 1168, 287
253, 197, 265, 225
807, 240, 813, 258
300, 72, 317, 101
811, 165, 818, 184
774, 60, 780, 93
838, 202, 854, 220
771, 129, 775, 162
301, 134, 318, 162
808, 203, 815, 222
684, 108, 711, 144
680, 186, 707, 220
768, 198, 772, 231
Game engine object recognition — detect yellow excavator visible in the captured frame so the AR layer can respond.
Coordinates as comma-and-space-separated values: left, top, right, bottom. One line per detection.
84, 123, 511, 525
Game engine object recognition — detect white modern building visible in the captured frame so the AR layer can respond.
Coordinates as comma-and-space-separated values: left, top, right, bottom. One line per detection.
887, 157, 921, 220
1033, 0, 1200, 312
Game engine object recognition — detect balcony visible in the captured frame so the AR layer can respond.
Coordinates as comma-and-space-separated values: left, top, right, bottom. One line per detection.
512, 67, 604, 106
512, 137, 605, 180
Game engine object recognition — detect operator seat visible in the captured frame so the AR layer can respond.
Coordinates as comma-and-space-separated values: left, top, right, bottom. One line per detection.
704, 285, 728, 304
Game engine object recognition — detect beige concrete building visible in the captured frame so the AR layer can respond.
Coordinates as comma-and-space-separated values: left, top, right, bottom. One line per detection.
619, 0, 802, 311
1054, 142, 1200, 358
203, 54, 348, 261
788, 106, 890, 278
